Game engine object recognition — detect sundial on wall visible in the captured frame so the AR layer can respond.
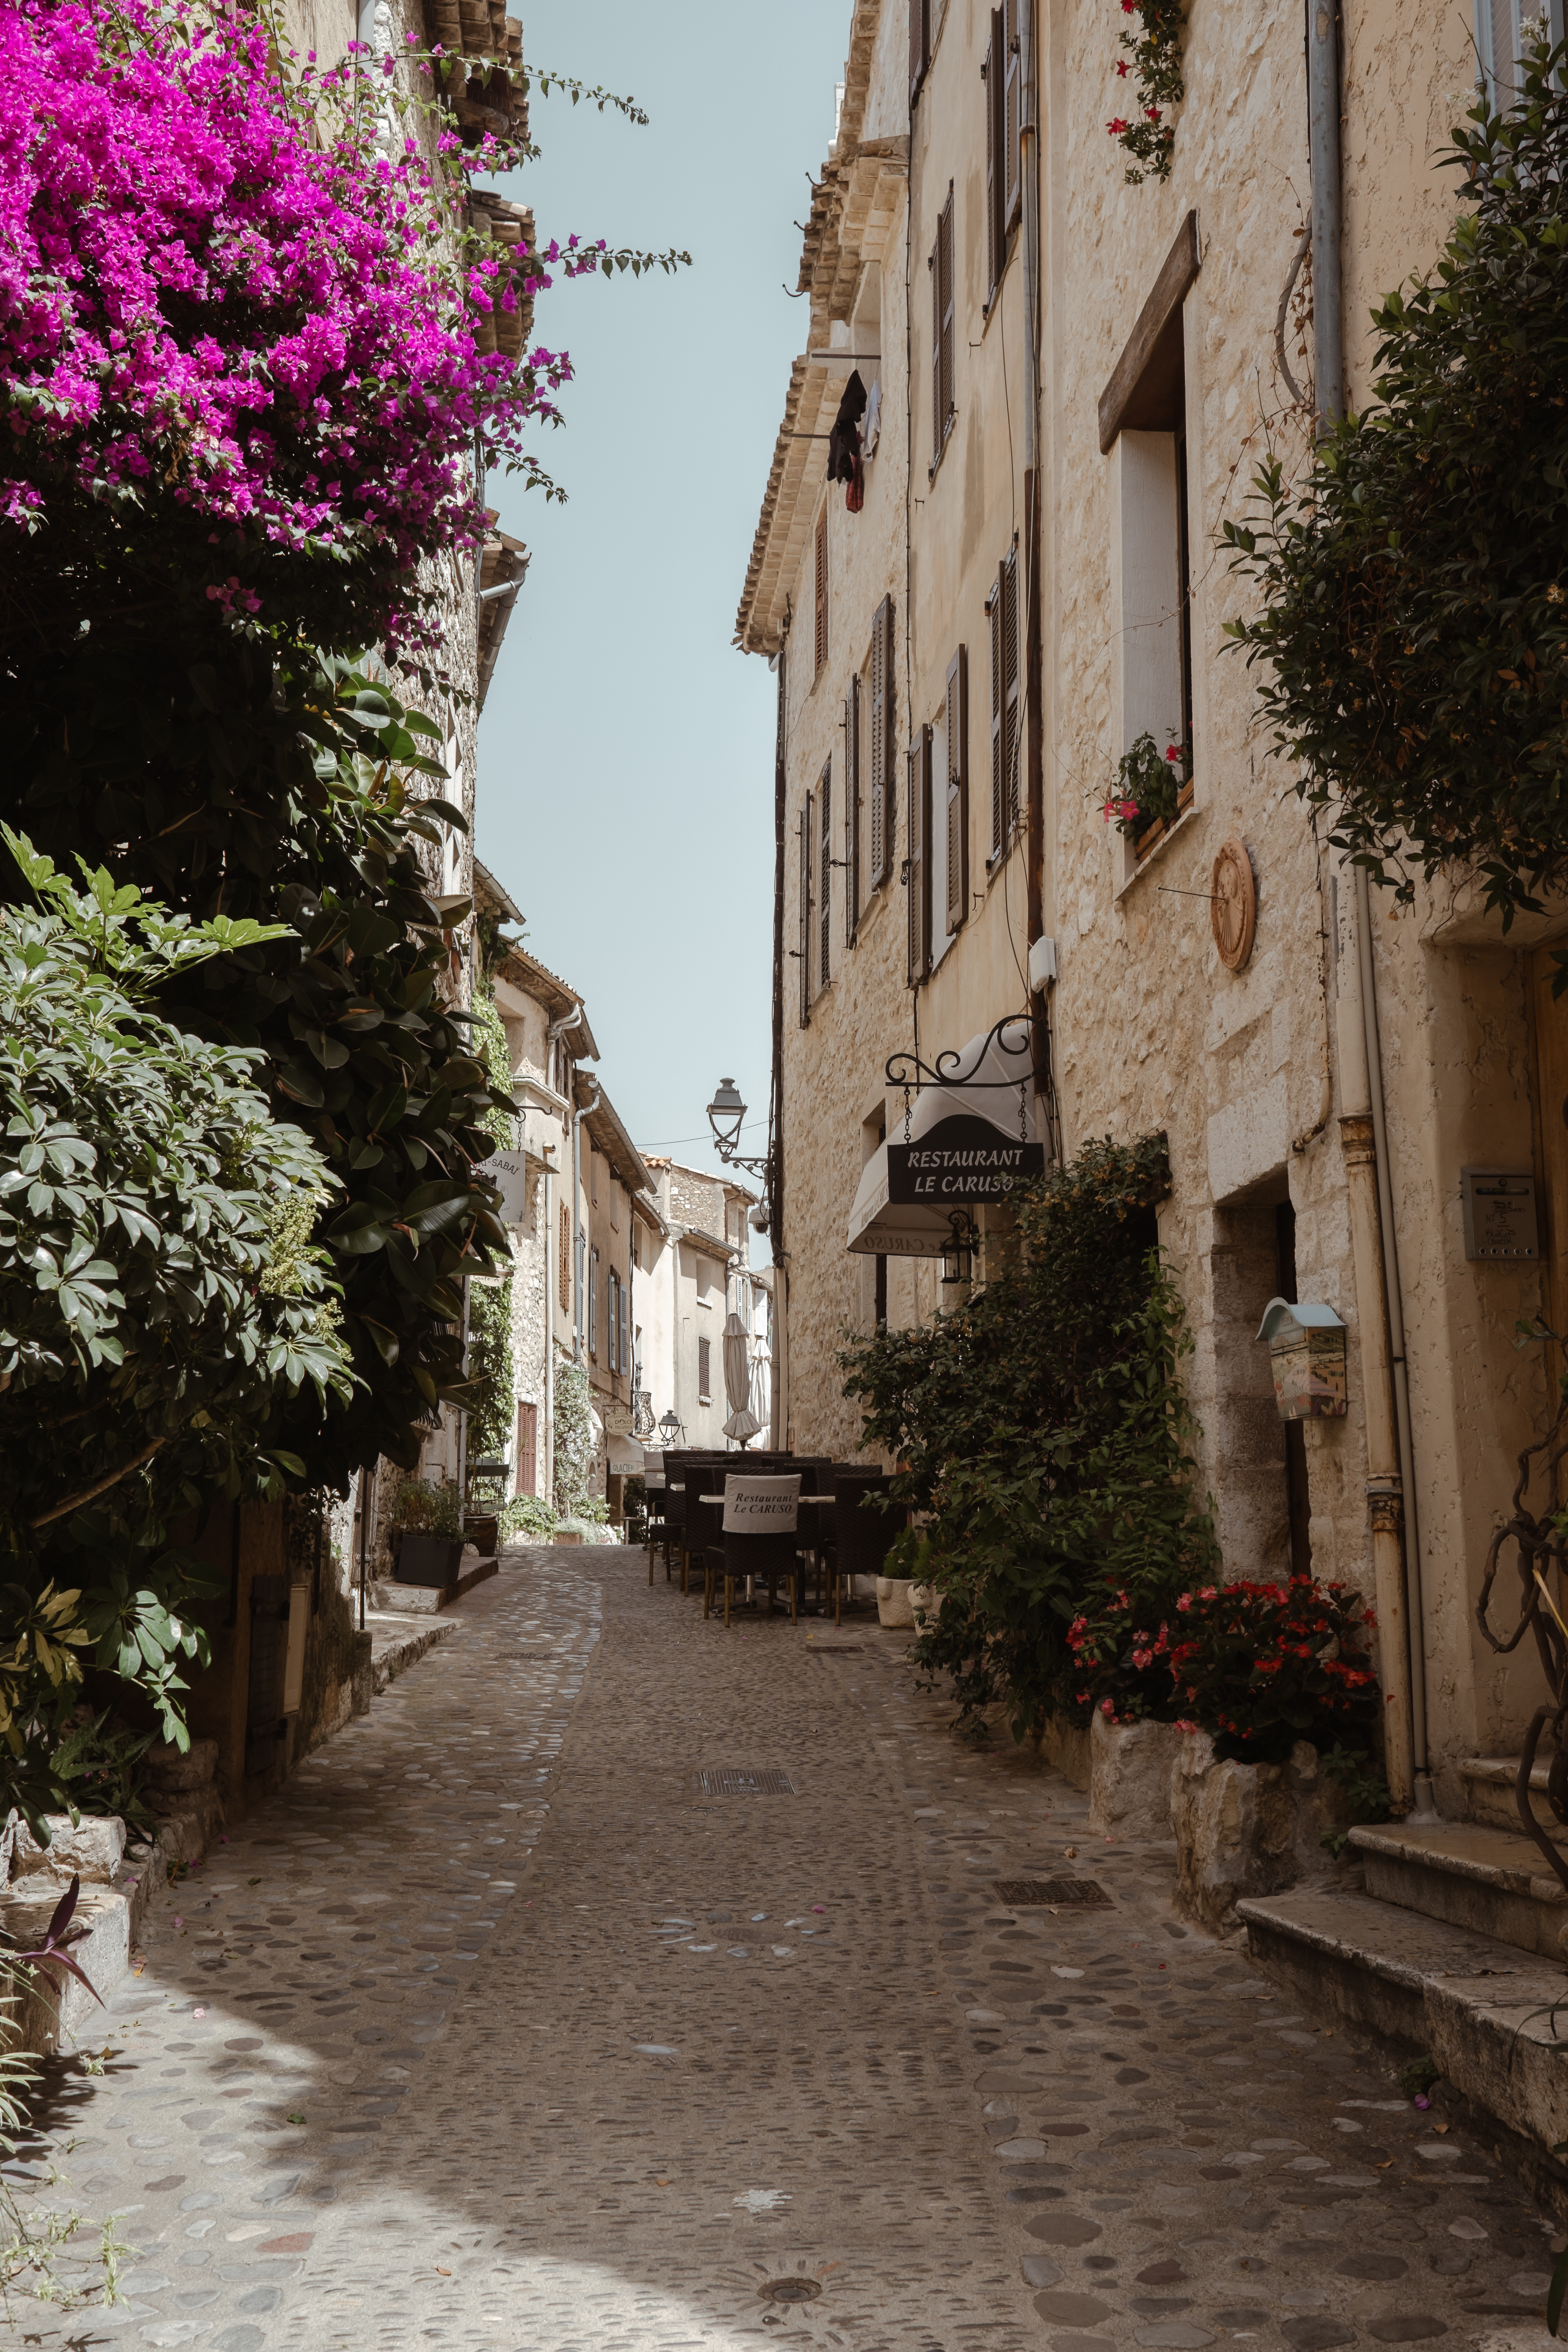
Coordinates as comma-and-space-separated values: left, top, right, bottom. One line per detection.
1210, 838, 1256, 972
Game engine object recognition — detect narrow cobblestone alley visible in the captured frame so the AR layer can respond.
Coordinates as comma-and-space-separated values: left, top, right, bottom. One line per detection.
9, 1548, 1563, 2351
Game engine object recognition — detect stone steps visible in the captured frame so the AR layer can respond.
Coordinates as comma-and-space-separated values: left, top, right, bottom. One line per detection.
373, 1550, 499, 1615
1237, 1882, 1568, 2200
1348, 1817, 1568, 1961
1461, 1752, 1568, 1840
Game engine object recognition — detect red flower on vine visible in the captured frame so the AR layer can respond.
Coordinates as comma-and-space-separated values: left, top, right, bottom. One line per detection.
1107, 116, 1130, 136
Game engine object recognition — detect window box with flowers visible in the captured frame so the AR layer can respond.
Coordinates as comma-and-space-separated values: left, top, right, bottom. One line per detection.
1103, 728, 1193, 864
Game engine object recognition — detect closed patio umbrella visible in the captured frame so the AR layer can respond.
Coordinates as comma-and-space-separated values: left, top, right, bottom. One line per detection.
721, 1310, 762, 1443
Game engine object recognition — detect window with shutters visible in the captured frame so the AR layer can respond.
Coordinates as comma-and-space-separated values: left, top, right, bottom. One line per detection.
817, 759, 832, 995
943, 646, 969, 934
618, 1279, 630, 1383
797, 794, 813, 1028
907, 723, 933, 985
866, 595, 896, 890
988, 548, 1021, 861
698, 1335, 712, 1402
588, 1245, 599, 1358
813, 504, 829, 677
559, 1202, 570, 1314
844, 673, 861, 947
984, 1, 1022, 309
607, 1270, 618, 1372
929, 186, 956, 475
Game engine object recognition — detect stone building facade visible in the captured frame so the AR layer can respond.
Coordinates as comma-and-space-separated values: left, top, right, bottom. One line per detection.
738, 0, 1568, 1819
636, 1161, 764, 1452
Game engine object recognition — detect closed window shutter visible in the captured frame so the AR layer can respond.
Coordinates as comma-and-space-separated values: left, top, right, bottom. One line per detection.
588, 1247, 598, 1356
869, 595, 893, 886
799, 797, 812, 1027
907, 723, 932, 984
814, 506, 828, 675
1004, 0, 1022, 229
985, 13, 1003, 305
619, 1281, 629, 1377
989, 566, 1005, 857
699, 1335, 711, 1398
909, 0, 929, 107
559, 1202, 570, 1313
845, 676, 860, 946
1003, 547, 1021, 834
931, 193, 956, 468
818, 762, 832, 991
944, 646, 969, 933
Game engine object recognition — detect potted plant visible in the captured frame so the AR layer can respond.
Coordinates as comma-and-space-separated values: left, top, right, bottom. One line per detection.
877, 1525, 930, 1630
393, 1477, 465, 1586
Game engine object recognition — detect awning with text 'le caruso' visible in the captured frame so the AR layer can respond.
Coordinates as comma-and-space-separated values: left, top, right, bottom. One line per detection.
846, 1016, 1044, 1257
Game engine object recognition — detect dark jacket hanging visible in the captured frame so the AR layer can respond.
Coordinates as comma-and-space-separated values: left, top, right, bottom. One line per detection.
826, 370, 867, 485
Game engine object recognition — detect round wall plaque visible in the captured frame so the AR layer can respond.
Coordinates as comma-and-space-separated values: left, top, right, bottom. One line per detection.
1211, 838, 1256, 971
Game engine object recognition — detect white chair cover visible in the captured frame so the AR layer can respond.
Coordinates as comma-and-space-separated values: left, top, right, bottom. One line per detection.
721, 1474, 800, 1534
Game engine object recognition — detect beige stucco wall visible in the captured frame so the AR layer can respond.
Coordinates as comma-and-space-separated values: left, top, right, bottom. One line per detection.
746, 0, 1564, 1792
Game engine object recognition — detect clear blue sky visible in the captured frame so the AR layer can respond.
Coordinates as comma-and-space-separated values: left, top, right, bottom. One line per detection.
477, 0, 848, 1186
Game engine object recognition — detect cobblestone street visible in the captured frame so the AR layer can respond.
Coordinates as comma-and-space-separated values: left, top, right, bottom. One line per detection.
8, 1548, 1564, 2351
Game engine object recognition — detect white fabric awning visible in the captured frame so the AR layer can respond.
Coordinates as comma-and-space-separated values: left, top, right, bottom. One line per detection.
606, 1434, 644, 1472
847, 1016, 1041, 1257
847, 1148, 965, 1257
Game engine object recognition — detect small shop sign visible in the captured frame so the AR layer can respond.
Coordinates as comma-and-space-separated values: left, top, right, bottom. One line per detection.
886, 1114, 1045, 1206
475, 1147, 528, 1223
1255, 1297, 1348, 1421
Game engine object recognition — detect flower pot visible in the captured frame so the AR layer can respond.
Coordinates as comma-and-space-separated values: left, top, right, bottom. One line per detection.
876, 1576, 916, 1628
394, 1533, 465, 1586
553, 1528, 584, 1547
910, 1581, 942, 1624
464, 1513, 499, 1557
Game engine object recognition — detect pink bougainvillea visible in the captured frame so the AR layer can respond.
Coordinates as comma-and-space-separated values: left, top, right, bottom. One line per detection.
0, 0, 596, 651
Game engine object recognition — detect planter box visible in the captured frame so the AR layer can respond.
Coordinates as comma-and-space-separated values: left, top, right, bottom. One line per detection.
1172, 1731, 1352, 1931
464, 1514, 499, 1557
394, 1533, 465, 1586
876, 1576, 916, 1628
553, 1528, 584, 1547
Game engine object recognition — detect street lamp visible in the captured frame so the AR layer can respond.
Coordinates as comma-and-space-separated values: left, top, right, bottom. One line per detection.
940, 1210, 978, 1289
706, 1076, 771, 1181
657, 1407, 683, 1451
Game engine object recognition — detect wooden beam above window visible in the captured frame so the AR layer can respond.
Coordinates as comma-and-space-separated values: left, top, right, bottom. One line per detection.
1098, 211, 1201, 455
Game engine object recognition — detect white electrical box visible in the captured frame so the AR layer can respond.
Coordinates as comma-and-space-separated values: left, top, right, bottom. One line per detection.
1028, 935, 1058, 994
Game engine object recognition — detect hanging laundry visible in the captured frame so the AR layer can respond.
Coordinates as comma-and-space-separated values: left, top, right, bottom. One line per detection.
826, 369, 867, 486
862, 376, 882, 459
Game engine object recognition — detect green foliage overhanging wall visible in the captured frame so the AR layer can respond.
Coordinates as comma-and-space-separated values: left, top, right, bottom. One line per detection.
466, 988, 518, 1464
839, 1134, 1218, 1746
1222, 32, 1568, 927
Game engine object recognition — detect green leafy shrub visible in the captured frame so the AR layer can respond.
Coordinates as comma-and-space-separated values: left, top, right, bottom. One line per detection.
1064, 1588, 1181, 1726
1223, 31, 1568, 929
840, 1134, 1218, 1748
552, 1362, 598, 1521
392, 1478, 463, 1539
499, 1493, 557, 1542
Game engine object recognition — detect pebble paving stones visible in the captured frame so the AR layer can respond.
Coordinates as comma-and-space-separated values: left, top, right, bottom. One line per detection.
7, 1546, 1565, 2349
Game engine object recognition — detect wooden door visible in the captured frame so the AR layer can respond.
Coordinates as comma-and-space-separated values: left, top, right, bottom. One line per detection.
516, 1401, 537, 1497
1531, 949, 1568, 1352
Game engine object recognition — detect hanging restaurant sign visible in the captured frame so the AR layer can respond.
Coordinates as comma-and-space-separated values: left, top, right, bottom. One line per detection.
848, 1013, 1044, 1255
886, 1113, 1044, 1203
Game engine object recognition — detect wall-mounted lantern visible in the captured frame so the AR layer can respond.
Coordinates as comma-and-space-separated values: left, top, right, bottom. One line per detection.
1256, 1297, 1348, 1420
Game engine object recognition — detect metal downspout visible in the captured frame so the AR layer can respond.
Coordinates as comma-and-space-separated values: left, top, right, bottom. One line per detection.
1311, 0, 1433, 1813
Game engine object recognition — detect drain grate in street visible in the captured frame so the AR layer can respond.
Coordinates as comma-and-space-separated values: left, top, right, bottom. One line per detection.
759, 2278, 822, 2305
693, 1768, 797, 1796
812, 1646, 863, 1655
994, 1877, 1113, 1907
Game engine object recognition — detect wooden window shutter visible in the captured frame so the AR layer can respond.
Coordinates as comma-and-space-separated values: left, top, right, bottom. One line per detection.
516, 1400, 537, 1497
989, 565, 1006, 857
930, 189, 955, 471
559, 1201, 570, 1314
798, 797, 812, 1027
938, 190, 956, 459
619, 1279, 629, 1378
818, 761, 832, 992
1004, 0, 1023, 230
814, 506, 828, 676
944, 646, 969, 933
907, 724, 932, 985
909, 0, 929, 107
868, 596, 889, 886
844, 675, 860, 946
588, 1246, 598, 1357
1002, 546, 1021, 834
985, 13, 1003, 305
606, 1270, 615, 1371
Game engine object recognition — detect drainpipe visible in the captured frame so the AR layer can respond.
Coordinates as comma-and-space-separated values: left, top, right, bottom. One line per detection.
574, 1079, 601, 1368
1311, 0, 1433, 1819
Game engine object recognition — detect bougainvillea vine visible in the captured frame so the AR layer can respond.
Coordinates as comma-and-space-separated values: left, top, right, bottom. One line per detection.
1106, 0, 1186, 185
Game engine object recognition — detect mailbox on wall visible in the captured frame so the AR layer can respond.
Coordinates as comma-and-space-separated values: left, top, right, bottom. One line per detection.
1256, 1297, 1349, 1420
